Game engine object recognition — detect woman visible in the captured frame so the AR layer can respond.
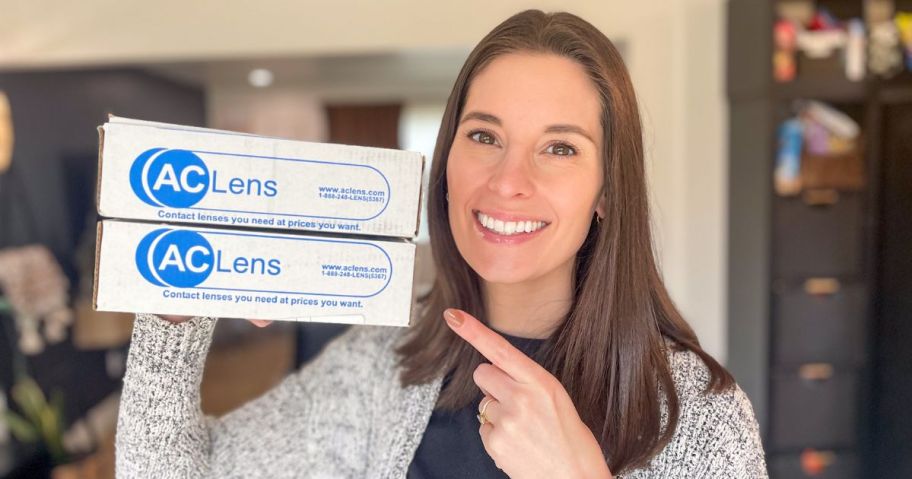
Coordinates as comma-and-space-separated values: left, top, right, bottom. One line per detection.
116, 9, 767, 478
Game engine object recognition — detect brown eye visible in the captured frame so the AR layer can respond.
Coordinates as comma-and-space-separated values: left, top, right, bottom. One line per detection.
469, 130, 497, 145
546, 142, 576, 156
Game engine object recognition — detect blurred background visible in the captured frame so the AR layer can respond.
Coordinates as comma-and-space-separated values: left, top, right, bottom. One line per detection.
0, 0, 909, 477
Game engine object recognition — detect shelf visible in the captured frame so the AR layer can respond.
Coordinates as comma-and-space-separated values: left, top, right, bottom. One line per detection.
772, 77, 869, 103
772, 72, 912, 104
873, 72, 912, 103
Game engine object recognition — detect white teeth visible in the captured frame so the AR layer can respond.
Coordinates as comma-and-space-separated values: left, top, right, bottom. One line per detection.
476, 212, 547, 236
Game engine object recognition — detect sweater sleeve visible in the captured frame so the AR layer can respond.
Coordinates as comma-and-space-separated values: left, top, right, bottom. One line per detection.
619, 350, 768, 478
696, 385, 768, 478
115, 313, 218, 478
116, 313, 397, 478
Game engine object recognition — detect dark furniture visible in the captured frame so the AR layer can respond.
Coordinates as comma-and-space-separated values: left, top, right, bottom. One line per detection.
0, 67, 205, 478
727, 1, 912, 477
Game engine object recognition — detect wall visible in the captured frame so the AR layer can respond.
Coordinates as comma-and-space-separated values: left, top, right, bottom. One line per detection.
0, 68, 206, 428
0, 0, 731, 362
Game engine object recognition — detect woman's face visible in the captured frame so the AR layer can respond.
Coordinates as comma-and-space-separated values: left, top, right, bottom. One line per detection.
447, 52, 605, 286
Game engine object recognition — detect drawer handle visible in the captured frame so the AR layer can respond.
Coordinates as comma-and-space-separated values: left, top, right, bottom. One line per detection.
801, 449, 836, 475
802, 188, 839, 206
799, 363, 834, 381
804, 278, 841, 295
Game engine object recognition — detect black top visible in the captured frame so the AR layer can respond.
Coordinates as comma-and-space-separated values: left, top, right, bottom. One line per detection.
406, 329, 547, 479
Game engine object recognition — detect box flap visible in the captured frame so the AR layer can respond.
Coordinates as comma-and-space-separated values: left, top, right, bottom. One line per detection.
92, 220, 104, 310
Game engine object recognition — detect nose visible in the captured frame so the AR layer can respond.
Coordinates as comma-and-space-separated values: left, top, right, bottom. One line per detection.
486, 145, 534, 199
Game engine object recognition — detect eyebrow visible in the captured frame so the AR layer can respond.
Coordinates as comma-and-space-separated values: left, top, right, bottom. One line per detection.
459, 110, 596, 144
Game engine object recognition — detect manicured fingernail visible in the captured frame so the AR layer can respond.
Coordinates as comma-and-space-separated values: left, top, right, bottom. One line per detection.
443, 309, 463, 328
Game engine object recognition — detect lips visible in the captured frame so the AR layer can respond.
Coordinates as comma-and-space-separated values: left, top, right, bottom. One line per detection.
471, 209, 550, 244
476, 211, 547, 234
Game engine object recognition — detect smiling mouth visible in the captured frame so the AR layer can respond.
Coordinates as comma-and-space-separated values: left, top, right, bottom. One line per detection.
473, 210, 550, 236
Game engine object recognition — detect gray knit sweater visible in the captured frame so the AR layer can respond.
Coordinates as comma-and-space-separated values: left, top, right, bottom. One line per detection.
116, 314, 768, 478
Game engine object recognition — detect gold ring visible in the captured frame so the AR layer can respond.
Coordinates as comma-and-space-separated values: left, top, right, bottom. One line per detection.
477, 397, 494, 425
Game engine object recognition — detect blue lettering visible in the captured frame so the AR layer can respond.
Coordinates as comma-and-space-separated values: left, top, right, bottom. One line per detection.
136, 229, 213, 287
215, 250, 231, 273
211, 170, 227, 193
209, 170, 278, 198
267, 259, 281, 275
233, 255, 249, 272
214, 249, 281, 275
264, 180, 278, 197
228, 177, 245, 194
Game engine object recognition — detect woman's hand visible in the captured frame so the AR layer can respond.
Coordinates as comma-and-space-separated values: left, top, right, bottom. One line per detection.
443, 308, 612, 479
159, 315, 272, 328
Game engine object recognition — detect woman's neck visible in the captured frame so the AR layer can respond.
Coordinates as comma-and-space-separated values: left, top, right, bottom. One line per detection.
481, 261, 574, 339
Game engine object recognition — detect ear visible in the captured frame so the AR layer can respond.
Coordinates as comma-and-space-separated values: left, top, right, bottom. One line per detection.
595, 189, 607, 220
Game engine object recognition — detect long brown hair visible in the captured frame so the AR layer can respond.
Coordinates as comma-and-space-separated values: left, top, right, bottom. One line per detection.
394, 9, 734, 474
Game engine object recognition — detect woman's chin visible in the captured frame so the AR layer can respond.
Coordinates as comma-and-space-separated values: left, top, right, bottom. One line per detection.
478, 273, 532, 285
470, 260, 537, 285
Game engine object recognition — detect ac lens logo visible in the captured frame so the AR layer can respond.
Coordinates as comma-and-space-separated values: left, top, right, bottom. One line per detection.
135, 228, 214, 287
130, 148, 210, 208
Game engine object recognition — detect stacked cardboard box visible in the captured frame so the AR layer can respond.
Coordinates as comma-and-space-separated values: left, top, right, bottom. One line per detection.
93, 116, 424, 327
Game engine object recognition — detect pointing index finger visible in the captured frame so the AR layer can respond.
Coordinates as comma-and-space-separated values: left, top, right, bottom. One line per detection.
443, 308, 540, 383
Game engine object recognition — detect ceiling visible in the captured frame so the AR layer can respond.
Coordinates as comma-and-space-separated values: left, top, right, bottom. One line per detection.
143, 48, 471, 101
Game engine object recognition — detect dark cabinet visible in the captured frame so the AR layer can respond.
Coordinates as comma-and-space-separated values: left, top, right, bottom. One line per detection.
772, 282, 868, 367
725, 1, 909, 476
769, 370, 859, 451
773, 194, 865, 278
768, 451, 861, 479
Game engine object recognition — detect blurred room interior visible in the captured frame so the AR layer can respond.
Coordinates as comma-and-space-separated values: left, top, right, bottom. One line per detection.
0, 0, 909, 477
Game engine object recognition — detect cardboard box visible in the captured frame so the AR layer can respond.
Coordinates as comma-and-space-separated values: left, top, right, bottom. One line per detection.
97, 115, 424, 239
93, 219, 416, 326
